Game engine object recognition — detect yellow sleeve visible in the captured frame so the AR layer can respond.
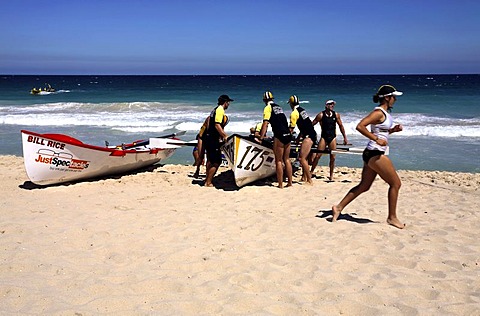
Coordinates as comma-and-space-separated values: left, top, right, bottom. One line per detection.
263, 105, 271, 121
198, 118, 208, 137
290, 109, 299, 128
215, 106, 225, 124
199, 125, 206, 137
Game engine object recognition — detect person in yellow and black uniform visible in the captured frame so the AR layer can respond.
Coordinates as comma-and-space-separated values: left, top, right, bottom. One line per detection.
249, 122, 262, 139
204, 94, 234, 187
288, 95, 317, 185
258, 91, 292, 189
193, 114, 229, 179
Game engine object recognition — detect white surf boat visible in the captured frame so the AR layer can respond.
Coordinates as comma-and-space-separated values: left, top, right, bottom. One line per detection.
221, 134, 277, 187
221, 134, 364, 188
21, 130, 182, 186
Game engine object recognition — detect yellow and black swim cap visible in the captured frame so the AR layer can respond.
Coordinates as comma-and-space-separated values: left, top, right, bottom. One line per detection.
263, 91, 274, 101
288, 95, 299, 105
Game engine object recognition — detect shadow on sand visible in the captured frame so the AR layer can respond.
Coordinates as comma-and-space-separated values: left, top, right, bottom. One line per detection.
191, 170, 277, 191
316, 209, 377, 224
19, 164, 164, 190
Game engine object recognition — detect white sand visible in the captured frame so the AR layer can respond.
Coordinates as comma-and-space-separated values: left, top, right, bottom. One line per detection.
1, 155, 479, 315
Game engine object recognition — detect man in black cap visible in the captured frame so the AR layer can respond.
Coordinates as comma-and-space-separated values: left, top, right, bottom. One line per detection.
204, 94, 234, 187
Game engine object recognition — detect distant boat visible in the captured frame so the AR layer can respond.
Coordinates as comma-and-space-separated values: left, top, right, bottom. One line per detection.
30, 83, 56, 95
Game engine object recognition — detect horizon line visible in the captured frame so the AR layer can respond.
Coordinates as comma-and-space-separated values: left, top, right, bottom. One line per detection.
2, 73, 479, 76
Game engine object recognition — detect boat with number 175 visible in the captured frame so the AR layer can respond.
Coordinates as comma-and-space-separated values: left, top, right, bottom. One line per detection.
221, 134, 277, 187
221, 133, 363, 188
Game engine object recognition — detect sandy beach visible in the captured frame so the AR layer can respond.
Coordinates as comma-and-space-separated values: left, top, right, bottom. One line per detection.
1, 154, 479, 315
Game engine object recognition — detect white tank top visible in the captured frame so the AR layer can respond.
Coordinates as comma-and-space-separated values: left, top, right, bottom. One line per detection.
366, 107, 393, 153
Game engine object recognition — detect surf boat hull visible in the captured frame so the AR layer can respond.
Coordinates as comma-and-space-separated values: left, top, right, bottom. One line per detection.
21, 130, 177, 185
221, 134, 277, 187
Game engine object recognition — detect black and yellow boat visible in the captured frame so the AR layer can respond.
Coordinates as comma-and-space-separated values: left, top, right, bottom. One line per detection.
30, 83, 55, 95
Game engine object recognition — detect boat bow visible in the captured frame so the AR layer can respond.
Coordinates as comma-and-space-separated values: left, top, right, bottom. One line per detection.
221, 134, 276, 187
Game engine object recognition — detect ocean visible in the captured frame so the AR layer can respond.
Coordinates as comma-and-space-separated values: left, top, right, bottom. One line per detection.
1, 75, 479, 173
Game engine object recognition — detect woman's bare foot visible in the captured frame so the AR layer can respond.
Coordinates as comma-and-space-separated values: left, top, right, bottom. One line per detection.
204, 182, 214, 187
387, 218, 405, 229
332, 205, 342, 222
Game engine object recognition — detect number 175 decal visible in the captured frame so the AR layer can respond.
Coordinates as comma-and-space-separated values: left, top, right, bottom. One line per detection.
236, 145, 272, 171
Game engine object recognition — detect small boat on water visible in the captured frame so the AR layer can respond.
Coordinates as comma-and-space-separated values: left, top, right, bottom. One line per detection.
30, 83, 56, 95
21, 130, 181, 186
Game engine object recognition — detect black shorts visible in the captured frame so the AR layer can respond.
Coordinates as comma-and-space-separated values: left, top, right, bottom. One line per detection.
204, 138, 222, 165
362, 148, 385, 164
276, 133, 292, 145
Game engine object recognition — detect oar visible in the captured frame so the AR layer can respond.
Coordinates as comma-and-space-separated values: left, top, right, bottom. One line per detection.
123, 130, 187, 149
310, 147, 363, 155
166, 140, 197, 147
156, 130, 187, 139
149, 138, 197, 149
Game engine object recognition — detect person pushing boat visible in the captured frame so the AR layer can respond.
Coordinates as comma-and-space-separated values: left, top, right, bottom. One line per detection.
258, 91, 292, 188
204, 94, 234, 187
288, 95, 317, 185
193, 114, 230, 179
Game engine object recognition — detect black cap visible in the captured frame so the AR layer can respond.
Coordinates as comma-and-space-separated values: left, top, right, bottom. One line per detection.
218, 94, 234, 104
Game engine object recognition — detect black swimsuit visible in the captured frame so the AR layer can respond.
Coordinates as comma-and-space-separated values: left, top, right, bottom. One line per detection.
320, 110, 337, 144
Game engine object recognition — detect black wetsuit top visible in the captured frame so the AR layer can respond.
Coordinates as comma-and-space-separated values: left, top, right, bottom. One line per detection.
320, 110, 337, 143
264, 103, 291, 144
296, 106, 317, 140
265, 103, 290, 136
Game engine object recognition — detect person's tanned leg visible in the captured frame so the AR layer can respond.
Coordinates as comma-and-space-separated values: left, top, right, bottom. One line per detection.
332, 163, 377, 221
368, 156, 405, 229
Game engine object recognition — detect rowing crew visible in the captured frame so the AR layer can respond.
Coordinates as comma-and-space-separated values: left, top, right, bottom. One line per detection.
194, 84, 406, 229
194, 92, 350, 187
254, 92, 349, 186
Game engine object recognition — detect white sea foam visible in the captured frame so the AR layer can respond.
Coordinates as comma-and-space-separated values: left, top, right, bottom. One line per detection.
2, 101, 479, 138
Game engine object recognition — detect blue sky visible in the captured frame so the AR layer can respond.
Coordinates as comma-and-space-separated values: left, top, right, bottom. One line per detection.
1, 0, 479, 75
